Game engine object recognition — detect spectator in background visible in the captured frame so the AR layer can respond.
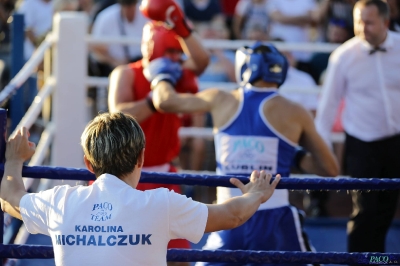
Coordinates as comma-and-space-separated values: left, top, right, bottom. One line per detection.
78, 0, 100, 33
17, 0, 53, 61
277, 43, 319, 117
315, 0, 400, 254
183, 0, 225, 29
219, 0, 239, 39
90, 0, 115, 27
232, 0, 269, 40
267, 0, 318, 73
388, 0, 400, 32
0, 0, 14, 89
90, 0, 148, 77
53, 0, 78, 12
312, 0, 357, 41
0, 0, 13, 45
309, 18, 352, 84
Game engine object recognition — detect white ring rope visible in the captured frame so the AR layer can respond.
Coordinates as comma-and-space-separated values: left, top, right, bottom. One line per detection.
0, 34, 54, 104
86, 36, 339, 53
86, 77, 322, 94
10, 78, 55, 138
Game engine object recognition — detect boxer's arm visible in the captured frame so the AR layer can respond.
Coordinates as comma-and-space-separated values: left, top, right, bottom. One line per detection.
296, 105, 339, 177
152, 80, 222, 114
180, 33, 210, 76
108, 65, 155, 122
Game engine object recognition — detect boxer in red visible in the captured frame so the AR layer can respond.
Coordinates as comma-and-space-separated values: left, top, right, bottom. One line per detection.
108, 1, 209, 264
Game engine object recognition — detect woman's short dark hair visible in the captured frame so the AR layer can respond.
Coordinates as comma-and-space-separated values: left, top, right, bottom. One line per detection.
81, 112, 145, 178
117, 0, 137, 6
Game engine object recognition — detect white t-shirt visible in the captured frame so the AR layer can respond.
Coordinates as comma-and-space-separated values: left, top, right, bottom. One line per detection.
279, 67, 318, 111
20, 174, 208, 266
267, 0, 317, 62
17, 0, 53, 60
91, 4, 149, 62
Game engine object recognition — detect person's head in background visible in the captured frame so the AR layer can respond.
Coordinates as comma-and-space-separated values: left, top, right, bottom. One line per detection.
327, 18, 353, 43
387, 0, 400, 32
246, 23, 269, 41
353, 0, 389, 47
77, 0, 94, 14
195, 19, 230, 40
117, 0, 138, 22
53, 0, 79, 12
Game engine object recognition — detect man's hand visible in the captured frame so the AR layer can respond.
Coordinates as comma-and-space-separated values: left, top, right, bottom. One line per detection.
230, 171, 281, 203
6, 127, 36, 163
143, 57, 183, 89
140, 0, 192, 38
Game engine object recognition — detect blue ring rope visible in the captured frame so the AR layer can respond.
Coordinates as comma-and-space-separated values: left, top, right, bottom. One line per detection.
1, 165, 400, 190
0, 245, 399, 264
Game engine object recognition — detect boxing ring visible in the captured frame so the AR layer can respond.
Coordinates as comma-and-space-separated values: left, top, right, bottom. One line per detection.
0, 12, 399, 265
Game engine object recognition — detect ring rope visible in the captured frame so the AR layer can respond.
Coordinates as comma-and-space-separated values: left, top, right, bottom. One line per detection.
2, 165, 400, 190
0, 245, 399, 264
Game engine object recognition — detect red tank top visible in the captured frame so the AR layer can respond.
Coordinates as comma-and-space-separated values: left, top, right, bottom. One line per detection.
130, 61, 197, 166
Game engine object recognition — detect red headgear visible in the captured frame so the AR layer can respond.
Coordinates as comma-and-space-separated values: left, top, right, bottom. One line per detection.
142, 21, 182, 62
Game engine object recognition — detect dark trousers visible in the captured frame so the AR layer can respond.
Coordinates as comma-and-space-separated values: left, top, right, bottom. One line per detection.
345, 133, 400, 253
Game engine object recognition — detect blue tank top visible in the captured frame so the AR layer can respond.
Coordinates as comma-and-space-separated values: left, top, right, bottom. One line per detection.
214, 85, 298, 209
215, 85, 297, 177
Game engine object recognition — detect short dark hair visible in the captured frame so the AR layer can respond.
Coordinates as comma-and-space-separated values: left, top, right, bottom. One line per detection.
356, 0, 390, 20
117, 0, 137, 6
81, 112, 145, 178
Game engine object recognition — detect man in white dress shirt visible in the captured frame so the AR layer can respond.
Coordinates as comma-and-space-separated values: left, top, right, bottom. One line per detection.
315, 0, 400, 254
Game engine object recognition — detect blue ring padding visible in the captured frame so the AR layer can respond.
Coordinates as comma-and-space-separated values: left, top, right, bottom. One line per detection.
0, 245, 399, 264
1, 164, 399, 190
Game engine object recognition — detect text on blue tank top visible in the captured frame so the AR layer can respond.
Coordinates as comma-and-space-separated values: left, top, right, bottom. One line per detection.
215, 87, 296, 177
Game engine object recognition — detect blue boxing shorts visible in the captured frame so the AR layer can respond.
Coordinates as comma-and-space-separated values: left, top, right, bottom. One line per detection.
195, 205, 317, 266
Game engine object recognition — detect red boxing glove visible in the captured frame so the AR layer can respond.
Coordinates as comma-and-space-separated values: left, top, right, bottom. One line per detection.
140, 0, 192, 38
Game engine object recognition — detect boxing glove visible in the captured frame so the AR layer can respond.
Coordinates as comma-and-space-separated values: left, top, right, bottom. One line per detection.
140, 0, 192, 38
143, 57, 183, 89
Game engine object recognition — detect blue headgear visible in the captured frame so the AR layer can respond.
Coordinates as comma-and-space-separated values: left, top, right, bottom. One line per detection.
235, 42, 288, 87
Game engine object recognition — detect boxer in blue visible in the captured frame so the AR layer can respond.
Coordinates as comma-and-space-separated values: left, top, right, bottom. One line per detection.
146, 42, 339, 266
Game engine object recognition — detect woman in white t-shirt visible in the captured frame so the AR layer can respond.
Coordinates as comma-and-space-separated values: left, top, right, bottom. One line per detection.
0, 112, 280, 266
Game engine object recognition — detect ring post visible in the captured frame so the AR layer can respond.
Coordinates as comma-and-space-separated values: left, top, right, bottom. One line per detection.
51, 12, 87, 168
9, 14, 24, 133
